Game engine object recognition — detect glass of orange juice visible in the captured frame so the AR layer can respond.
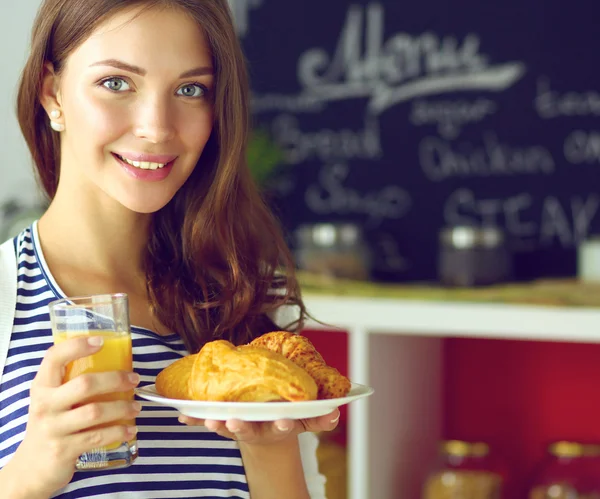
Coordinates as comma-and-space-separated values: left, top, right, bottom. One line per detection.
48, 293, 138, 470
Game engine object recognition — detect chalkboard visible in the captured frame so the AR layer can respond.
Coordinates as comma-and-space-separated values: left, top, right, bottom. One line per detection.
237, 0, 600, 282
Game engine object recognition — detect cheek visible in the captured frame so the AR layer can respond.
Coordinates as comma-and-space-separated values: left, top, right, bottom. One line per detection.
68, 90, 130, 147
180, 108, 214, 152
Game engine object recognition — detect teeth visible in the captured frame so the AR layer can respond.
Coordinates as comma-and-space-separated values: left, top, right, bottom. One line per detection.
118, 155, 168, 170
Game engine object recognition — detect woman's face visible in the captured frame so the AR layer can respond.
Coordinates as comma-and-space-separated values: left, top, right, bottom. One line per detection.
47, 5, 215, 213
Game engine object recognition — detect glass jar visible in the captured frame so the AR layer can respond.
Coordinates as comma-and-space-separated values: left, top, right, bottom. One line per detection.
527, 442, 600, 499
422, 440, 505, 499
294, 223, 372, 280
438, 226, 512, 287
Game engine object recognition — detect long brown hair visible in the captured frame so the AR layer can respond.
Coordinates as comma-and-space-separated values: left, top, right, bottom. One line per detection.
17, 0, 306, 353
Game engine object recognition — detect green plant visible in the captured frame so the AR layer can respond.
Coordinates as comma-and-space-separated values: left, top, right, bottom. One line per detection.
246, 128, 286, 187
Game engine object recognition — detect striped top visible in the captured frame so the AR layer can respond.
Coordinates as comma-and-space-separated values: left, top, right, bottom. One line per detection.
0, 223, 256, 498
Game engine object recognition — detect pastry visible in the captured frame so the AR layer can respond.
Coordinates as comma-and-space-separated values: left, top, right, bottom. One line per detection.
249, 332, 351, 399
156, 353, 197, 400
156, 340, 318, 402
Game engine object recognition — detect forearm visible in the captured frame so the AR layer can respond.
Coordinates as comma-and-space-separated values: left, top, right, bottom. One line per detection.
239, 437, 310, 499
0, 456, 50, 499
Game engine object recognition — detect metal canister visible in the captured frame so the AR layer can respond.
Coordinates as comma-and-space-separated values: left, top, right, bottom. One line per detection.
438, 226, 512, 287
294, 223, 372, 280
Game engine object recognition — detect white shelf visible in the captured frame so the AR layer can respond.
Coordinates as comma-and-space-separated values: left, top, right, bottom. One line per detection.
299, 295, 600, 499
304, 295, 600, 343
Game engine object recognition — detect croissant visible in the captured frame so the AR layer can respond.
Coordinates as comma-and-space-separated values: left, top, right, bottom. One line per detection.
249, 332, 352, 399
155, 353, 197, 400
156, 340, 318, 402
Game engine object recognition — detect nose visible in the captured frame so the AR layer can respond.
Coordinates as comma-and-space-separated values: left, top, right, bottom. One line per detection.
133, 97, 175, 144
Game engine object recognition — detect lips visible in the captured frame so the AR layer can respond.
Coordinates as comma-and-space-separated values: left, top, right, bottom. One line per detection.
115, 152, 178, 164
112, 152, 175, 182
115, 154, 167, 170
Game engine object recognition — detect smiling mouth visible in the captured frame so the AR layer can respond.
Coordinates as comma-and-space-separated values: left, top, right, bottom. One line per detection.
114, 153, 169, 170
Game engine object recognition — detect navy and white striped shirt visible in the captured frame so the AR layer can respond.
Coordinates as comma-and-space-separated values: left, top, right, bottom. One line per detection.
0, 223, 251, 498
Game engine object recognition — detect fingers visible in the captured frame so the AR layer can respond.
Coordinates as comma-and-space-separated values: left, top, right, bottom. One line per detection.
57, 400, 142, 434
35, 336, 105, 388
178, 415, 205, 426
202, 419, 243, 441
54, 371, 140, 411
201, 419, 298, 442
272, 419, 295, 434
186, 410, 341, 444
205, 420, 231, 437
72, 424, 138, 457
300, 409, 341, 433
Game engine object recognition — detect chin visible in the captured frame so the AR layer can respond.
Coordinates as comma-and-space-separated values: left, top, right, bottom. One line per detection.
118, 194, 176, 214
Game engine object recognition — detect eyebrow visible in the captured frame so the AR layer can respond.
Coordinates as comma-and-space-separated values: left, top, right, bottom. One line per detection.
89, 59, 214, 78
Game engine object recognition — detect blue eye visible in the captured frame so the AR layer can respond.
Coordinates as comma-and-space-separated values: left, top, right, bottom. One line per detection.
102, 77, 130, 92
177, 84, 206, 98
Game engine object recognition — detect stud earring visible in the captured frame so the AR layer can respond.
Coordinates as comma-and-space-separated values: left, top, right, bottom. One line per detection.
49, 109, 65, 132
50, 121, 65, 132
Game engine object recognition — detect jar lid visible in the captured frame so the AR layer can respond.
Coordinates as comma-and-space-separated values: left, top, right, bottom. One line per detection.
439, 226, 505, 249
295, 223, 363, 248
441, 440, 490, 457
549, 441, 585, 458
549, 441, 600, 457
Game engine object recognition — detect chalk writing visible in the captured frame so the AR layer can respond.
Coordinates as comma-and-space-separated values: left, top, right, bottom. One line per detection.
535, 78, 600, 119
564, 130, 600, 164
410, 98, 497, 139
251, 94, 325, 114
296, 3, 526, 115
444, 188, 600, 248
272, 114, 382, 165
372, 233, 411, 271
305, 163, 412, 226
419, 133, 555, 182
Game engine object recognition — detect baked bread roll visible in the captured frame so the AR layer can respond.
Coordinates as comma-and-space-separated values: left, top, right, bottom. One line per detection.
156, 340, 318, 402
249, 332, 352, 399
155, 353, 196, 400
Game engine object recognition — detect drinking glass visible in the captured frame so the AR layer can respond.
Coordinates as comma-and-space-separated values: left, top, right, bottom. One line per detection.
48, 293, 138, 470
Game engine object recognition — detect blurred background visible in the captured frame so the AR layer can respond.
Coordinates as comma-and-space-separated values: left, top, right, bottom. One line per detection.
3, 1, 600, 498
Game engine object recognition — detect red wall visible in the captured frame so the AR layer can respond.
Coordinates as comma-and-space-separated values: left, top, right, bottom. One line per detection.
303, 330, 600, 497
444, 338, 600, 497
303, 329, 349, 446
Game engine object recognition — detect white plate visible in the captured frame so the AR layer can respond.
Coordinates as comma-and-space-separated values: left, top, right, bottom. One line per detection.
135, 383, 374, 421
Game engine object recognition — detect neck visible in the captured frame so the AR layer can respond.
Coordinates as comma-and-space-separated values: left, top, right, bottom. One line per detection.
38, 180, 152, 282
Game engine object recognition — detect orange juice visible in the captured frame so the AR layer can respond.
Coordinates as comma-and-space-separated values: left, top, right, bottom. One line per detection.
49, 294, 138, 469
54, 331, 135, 429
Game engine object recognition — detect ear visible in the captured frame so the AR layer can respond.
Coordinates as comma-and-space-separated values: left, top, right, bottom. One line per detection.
40, 62, 63, 118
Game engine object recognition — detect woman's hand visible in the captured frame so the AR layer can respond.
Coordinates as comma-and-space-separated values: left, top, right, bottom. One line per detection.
178, 410, 341, 445
180, 410, 340, 498
9, 336, 141, 497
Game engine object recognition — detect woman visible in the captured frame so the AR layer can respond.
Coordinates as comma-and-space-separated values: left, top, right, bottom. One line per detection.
0, 0, 339, 497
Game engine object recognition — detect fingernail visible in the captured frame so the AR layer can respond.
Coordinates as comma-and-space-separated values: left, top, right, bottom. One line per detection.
131, 401, 142, 412
88, 336, 104, 347
127, 426, 138, 437
330, 413, 340, 424
226, 420, 241, 433
276, 423, 291, 432
128, 373, 140, 384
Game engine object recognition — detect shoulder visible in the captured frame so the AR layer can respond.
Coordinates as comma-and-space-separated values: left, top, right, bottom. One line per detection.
2, 224, 32, 256
1, 225, 39, 292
